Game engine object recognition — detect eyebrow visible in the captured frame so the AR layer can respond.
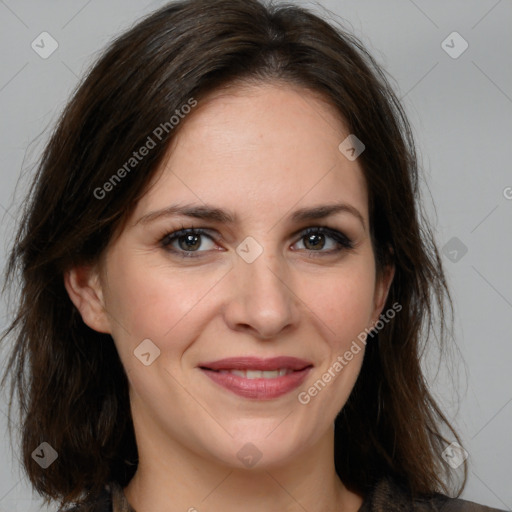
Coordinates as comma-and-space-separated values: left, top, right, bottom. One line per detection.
135, 202, 366, 230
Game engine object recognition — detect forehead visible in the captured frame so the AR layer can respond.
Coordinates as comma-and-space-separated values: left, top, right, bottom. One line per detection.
133, 83, 369, 225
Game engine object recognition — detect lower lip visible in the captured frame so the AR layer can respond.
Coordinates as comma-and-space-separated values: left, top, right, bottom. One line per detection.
200, 368, 312, 400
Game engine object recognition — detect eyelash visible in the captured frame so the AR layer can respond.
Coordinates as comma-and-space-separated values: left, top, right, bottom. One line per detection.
159, 225, 354, 259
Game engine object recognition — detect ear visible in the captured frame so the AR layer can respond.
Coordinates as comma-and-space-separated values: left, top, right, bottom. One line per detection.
63, 264, 111, 334
370, 263, 395, 326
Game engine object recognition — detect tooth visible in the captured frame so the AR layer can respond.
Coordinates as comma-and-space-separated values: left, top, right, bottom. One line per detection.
213, 369, 292, 378
246, 370, 263, 379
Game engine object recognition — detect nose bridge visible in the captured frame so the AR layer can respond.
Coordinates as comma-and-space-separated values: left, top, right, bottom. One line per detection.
243, 245, 282, 293
225, 235, 299, 338
238, 237, 288, 304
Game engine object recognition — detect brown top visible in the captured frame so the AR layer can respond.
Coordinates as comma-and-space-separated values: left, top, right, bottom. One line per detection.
62, 477, 507, 512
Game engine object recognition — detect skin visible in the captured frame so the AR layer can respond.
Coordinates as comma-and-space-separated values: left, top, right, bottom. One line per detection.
65, 82, 394, 512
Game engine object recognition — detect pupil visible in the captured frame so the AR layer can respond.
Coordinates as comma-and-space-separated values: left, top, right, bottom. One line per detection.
305, 233, 324, 250
180, 234, 200, 251
177, 233, 325, 252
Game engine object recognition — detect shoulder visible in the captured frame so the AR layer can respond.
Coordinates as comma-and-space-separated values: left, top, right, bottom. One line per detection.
58, 484, 112, 512
360, 476, 507, 512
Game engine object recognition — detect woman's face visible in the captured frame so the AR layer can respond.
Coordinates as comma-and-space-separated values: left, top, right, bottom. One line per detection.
86, 83, 393, 469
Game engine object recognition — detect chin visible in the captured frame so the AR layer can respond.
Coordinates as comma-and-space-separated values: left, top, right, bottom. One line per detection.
199, 426, 313, 472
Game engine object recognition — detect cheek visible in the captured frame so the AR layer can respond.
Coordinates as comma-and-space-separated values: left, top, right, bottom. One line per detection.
299, 258, 376, 342
102, 248, 226, 354
103, 241, 376, 363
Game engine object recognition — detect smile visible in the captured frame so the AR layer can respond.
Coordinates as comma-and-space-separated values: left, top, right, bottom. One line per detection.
217, 369, 292, 378
198, 356, 313, 400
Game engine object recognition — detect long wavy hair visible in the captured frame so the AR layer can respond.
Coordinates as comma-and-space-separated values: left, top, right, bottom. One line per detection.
1, 0, 466, 508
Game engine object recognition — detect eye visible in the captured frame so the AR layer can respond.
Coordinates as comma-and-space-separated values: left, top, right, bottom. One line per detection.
160, 225, 354, 259
161, 227, 217, 257
292, 226, 354, 255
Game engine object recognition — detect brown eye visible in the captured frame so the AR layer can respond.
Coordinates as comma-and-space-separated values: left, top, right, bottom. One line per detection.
294, 227, 354, 254
161, 228, 216, 257
303, 232, 326, 250
177, 233, 202, 251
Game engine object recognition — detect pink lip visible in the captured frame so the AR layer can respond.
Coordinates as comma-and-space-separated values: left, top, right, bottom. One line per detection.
198, 356, 313, 400
198, 356, 312, 371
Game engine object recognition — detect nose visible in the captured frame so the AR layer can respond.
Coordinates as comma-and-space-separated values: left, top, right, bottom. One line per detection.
223, 247, 301, 340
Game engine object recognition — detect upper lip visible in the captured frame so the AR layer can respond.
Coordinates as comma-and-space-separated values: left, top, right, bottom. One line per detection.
198, 356, 313, 371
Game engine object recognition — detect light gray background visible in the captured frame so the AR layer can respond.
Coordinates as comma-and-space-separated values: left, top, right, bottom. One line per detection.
0, 1, 511, 510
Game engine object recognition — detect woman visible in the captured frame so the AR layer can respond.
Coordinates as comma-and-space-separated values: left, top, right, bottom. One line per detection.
1, 0, 504, 511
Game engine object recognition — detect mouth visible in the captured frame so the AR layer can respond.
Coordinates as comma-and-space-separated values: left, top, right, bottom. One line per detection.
198, 356, 313, 400
213, 368, 295, 378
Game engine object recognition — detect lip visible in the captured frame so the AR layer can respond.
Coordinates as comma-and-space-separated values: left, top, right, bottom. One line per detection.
198, 356, 312, 371
198, 356, 313, 400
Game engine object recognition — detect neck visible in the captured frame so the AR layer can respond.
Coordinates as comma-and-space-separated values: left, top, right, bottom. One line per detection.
123, 421, 363, 512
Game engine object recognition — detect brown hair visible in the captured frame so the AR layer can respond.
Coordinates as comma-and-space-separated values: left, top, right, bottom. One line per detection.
1, 0, 466, 508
